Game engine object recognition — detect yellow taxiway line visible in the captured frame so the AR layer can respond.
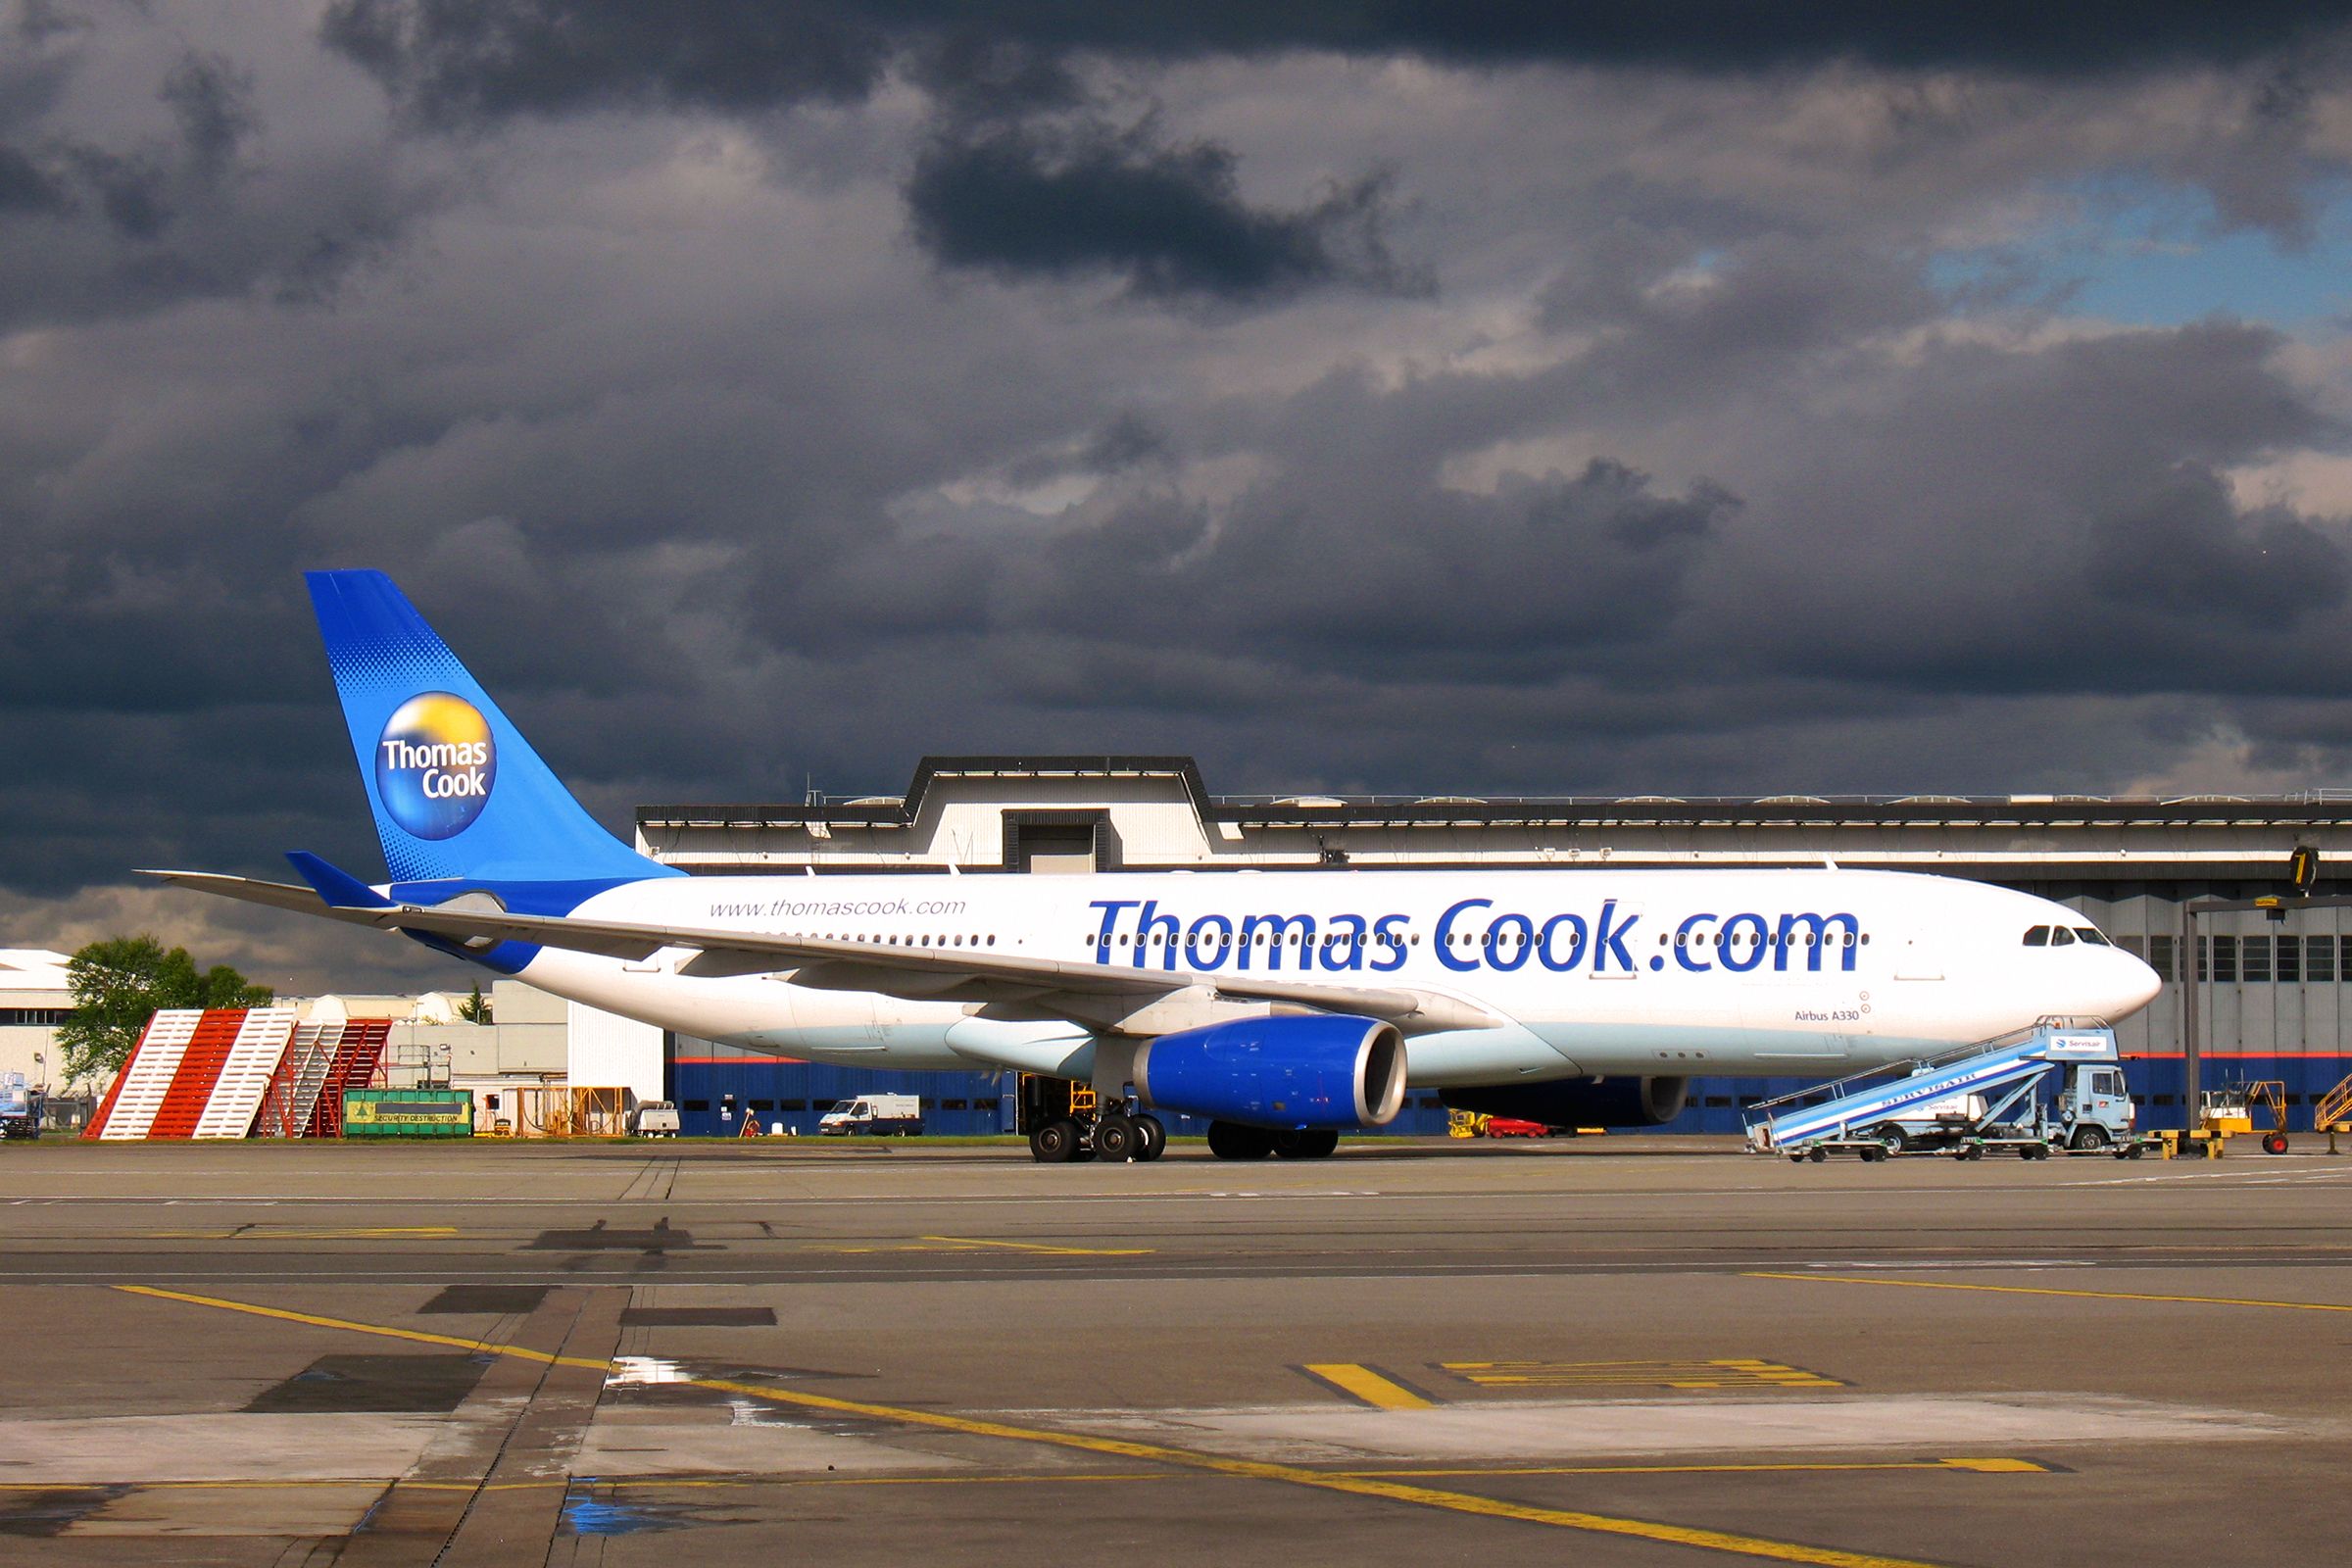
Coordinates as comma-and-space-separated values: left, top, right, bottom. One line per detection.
115, 1284, 1952, 1568
916, 1234, 1152, 1255
139, 1227, 461, 1240
1745, 1272, 2352, 1314
1299, 1362, 1437, 1409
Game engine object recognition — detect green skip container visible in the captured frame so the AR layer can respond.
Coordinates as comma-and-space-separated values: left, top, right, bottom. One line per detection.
341, 1089, 476, 1137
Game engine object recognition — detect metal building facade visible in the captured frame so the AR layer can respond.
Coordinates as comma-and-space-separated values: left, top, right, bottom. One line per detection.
641, 760, 2352, 1135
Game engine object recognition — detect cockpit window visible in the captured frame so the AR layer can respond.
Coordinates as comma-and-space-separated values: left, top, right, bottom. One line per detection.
2050, 927, 2076, 947
2074, 927, 2110, 947
2023, 925, 2050, 946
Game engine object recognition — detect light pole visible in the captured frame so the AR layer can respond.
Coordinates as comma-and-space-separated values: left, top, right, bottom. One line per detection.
2182, 852, 2337, 1135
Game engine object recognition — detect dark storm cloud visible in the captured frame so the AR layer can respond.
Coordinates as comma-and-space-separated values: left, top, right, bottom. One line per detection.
2090, 470, 2349, 631
0, 35, 409, 330
320, 2, 2352, 123
906, 120, 1417, 300
318, 0, 897, 122
317, 4, 2352, 303
159, 51, 260, 182
21, 2, 2352, 991
0, 141, 66, 211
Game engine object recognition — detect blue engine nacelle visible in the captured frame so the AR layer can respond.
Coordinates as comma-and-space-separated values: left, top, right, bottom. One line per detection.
1133, 1014, 1407, 1130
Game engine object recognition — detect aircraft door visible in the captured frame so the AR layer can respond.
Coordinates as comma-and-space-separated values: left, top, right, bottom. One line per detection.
1892, 933, 1942, 981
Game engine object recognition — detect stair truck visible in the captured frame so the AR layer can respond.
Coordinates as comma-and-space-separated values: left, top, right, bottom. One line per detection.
1745, 1020, 2151, 1162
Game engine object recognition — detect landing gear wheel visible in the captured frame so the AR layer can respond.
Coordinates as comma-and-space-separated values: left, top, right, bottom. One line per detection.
1206, 1121, 1276, 1160
2263, 1131, 2290, 1155
1870, 1124, 1912, 1155
2070, 1125, 2109, 1152
1273, 1129, 1340, 1160
1029, 1118, 1080, 1163
1806, 1146, 1828, 1163
1132, 1114, 1166, 1162
1094, 1115, 1137, 1162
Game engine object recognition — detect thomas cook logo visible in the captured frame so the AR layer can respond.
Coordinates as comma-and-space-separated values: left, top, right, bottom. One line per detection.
374, 693, 496, 840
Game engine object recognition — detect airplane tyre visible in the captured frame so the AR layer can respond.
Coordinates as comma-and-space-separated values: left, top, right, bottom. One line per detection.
1274, 1129, 1340, 1160
1095, 1116, 1137, 1162
1207, 1121, 1275, 1160
1030, 1119, 1081, 1163
1133, 1114, 1167, 1162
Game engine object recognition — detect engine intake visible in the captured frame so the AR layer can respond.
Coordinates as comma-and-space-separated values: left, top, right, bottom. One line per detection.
1441, 1075, 1689, 1128
1135, 1014, 1406, 1130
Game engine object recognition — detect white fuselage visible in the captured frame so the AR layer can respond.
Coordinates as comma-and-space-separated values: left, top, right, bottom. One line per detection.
509, 866, 2161, 1089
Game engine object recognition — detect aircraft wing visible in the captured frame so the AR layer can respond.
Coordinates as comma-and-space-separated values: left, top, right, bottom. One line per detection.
146, 871, 1496, 1036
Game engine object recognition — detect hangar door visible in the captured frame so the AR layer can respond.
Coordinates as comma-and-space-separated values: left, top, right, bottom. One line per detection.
1004, 811, 1117, 874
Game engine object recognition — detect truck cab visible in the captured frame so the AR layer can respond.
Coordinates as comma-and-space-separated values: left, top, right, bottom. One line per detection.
2056, 1063, 2134, 1150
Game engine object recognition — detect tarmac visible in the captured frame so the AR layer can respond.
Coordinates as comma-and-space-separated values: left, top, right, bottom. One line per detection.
2, 1134, 2349, 1566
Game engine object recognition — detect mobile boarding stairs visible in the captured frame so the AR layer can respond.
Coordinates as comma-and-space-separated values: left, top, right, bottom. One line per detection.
1744, 1019, 2150, 1163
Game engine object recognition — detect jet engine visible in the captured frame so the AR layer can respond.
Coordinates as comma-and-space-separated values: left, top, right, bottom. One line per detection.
1133, 1014, 1407, 1129
1441, 1075, 1689, 1128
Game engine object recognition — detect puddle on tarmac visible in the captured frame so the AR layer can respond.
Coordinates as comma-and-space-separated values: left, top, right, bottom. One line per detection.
602, 1356, 894, 1440
607, 1355, 873, 1394
560, 1484, 756, 1536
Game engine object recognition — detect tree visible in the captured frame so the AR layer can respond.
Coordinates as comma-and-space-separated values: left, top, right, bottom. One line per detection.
58, 936, 274, 1085
455, 981, 493, 1024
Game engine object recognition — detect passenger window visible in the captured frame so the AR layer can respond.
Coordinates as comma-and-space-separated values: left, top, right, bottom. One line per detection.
2024, 926, 2050, 946
2050, 928, 2076, 947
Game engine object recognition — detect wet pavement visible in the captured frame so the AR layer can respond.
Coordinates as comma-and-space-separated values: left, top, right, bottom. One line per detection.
2, 1136, 2349, 1565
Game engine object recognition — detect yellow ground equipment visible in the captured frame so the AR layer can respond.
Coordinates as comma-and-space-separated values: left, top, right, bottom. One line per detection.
1448, 1108, 1490, 1139
2198, 1080, 2290, 1154
2315, 1069, 2352, 1152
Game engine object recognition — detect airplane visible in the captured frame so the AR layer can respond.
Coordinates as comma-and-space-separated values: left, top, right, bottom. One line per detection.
153, 571, 2164, 1162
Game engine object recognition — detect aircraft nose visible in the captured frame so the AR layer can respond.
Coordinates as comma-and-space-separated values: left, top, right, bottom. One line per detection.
2109, 949, 2163, 1020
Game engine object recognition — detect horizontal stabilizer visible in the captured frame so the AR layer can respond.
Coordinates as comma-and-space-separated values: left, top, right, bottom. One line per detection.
285, 852, 392, 909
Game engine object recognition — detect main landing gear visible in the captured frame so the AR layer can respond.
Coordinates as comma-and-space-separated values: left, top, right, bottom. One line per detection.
1028, 1108, 1168, 1164
1204, 1123, 1339, 1161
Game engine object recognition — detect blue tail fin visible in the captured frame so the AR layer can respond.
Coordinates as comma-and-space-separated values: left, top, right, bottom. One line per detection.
306, 570, 677, 886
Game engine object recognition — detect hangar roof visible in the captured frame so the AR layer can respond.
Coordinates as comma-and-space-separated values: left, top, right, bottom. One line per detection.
635, 757, 2352, 883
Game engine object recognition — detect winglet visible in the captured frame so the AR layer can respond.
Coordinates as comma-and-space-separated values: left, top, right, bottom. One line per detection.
285, 851, 394, 909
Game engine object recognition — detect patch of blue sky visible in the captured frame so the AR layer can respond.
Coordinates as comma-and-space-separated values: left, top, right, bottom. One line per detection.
1930, 175, 2352, 328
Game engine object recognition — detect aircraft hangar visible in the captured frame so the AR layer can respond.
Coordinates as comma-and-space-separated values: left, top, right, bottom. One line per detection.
634, 757, 2352, 1137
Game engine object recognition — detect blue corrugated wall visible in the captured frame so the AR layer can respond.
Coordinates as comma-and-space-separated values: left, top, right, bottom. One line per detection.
663, 1038, 2347, 1138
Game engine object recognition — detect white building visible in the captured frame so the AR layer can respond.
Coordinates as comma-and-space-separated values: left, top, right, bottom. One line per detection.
0, 950, 74, 1096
